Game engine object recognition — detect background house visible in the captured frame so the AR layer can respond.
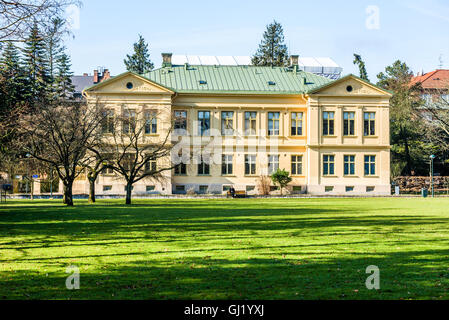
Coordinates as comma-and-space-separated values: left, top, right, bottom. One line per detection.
71, 68, 112, 99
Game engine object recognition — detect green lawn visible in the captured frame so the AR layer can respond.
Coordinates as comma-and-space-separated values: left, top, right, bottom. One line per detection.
1, 198, 449, 300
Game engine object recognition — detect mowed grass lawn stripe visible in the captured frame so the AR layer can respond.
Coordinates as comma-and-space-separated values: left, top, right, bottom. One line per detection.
0, 198, 448, 299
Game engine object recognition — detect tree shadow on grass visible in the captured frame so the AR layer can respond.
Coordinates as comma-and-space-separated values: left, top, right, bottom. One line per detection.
1, 199, 449, 299
1, 207, 447, 240
1, 249, 449, 300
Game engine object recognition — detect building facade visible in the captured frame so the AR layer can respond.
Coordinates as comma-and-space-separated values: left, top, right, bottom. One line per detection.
411, 69, 449, 105
45, 54, 392, 196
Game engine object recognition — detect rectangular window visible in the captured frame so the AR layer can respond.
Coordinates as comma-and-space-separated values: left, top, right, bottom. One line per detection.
346, 186, 354, 192
102, 110, 114, 133
292, 186, 302, 192
221, 111, 234, 135
103, 185, 112, 191
145, 160, 157, 173
198, 156, 210, 175
245, 111, 257, 135
122, 154, 135, 172
268, 155, 279, 174
245, 154, 256, 175
325, 186, 334, 192
199, 185, 208, 194
246, 185, 255, 192
175, 185, 185, 192
344, 155, 355, 176
268, 112, 280, 136
291, 112, 303, 136
291, 155, 303, 175
222, 185, 232, 192
122, 110, 136, 134
174, 162, 187, 175
364, 155, 376, 176
366, 186, 375, 192
322, 111, 334, 136
174, 110, 187, 134
198, 111, 210, 136
144, 111, 157, 134
146, 185, 155, 192
323, 155, 335, 176
222, 154, 233, 175
364, 112, 376, 136
102, 161, 114, 175
343, 112, 355, 136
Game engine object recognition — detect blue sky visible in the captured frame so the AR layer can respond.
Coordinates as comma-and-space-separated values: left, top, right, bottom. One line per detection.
65, 0, 449, 81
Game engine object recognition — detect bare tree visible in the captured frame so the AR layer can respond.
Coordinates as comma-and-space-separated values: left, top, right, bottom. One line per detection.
84, 149, 109, 204
16, 99, 104, 206
257, 175, 271, 196
421, 87, 449, 151
104, 107, 176, 205
0, 0, 80, 42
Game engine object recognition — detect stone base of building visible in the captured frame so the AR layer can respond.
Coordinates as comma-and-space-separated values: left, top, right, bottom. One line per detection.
306, 184, 391, 196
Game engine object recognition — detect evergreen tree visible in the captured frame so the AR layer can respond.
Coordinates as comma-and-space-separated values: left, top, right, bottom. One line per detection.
353, 54, 369, 81
124, 35, 154, 74
0, 42, 27, 111
54, 52, 74, 100
45, 17, 66, 93
22, 22, 50, 104
252, 20, 289, 67
0, 42, 28, 153
377, 61, 425, 175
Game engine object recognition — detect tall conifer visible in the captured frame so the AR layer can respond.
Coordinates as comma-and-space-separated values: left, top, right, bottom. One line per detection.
124, 35, 154, 74
252, 20, 289, 67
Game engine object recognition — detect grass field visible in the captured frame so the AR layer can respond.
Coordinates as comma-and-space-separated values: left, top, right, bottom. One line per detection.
1, 198, 449, 300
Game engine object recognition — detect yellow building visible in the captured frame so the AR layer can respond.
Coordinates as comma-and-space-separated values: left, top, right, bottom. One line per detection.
80, 53, 391, 196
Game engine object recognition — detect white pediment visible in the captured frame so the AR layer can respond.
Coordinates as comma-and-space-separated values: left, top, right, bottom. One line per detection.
311, 75, 392, 97
85, 72, 173, 95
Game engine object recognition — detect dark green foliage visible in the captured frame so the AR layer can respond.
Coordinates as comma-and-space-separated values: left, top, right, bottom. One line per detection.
124, 35, 154, 74
377, 60, 427, 175
353, 54, 369, 81
0, 42, 28, 112
54, 52, 74, 99
270, 168, 292, 195
22, 22, 50, 103
0, 42, 28, 152
45, 18, 66, 82
252, 20, 289, 67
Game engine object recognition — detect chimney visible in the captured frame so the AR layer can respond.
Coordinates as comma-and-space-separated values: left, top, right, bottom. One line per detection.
93, 70, 99, 83
162, 53, 172, 68
101, 69, 110, 82
290, 55, 299, 71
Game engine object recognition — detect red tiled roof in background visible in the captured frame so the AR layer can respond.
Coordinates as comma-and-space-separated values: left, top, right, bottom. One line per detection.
411, 69, 449, 89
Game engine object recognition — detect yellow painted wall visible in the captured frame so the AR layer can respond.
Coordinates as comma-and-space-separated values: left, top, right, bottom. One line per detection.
36, 73, 392, 196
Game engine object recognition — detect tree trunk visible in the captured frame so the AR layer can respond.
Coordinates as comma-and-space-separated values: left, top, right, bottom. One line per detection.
401, 126, 412, 175
63, 182, 74, 206
125, 182, 132, 205
404, 138, 412, 175
30, 179, 34, 200
88, 177, 96, 204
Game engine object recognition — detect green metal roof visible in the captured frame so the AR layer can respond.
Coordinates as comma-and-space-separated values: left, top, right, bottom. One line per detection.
142, 65, 333, 95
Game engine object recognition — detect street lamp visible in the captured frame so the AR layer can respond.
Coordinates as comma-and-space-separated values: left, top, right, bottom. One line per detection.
430, 155, 436, 198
